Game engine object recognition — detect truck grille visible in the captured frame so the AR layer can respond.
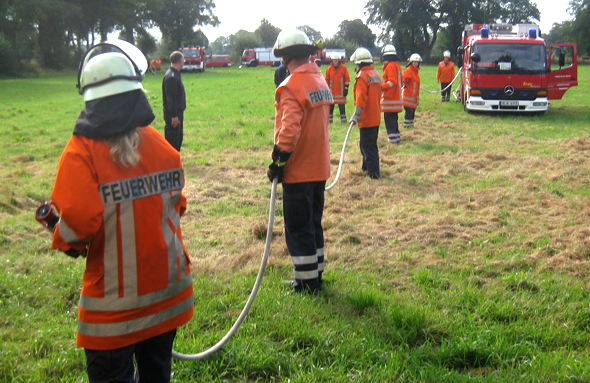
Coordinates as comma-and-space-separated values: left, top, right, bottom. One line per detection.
479, 89, 540, 101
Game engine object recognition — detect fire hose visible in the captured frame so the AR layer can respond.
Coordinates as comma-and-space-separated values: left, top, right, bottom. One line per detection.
174, 122, 355, 360
172, 177, 278, 361
325, 121, 355, 191
419, 69, 462, 95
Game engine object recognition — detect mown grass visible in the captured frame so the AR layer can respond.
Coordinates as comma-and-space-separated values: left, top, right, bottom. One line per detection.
1, 64, 589, 382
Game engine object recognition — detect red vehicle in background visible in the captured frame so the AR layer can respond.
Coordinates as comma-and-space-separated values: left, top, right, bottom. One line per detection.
206, 54, 232, 67
179, 46, 205, 72
241, 48, 281, 67
458, 23, 577, 113
311, 49, 347, 66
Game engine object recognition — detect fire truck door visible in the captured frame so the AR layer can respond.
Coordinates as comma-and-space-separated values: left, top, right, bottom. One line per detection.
547, 43, 578, 100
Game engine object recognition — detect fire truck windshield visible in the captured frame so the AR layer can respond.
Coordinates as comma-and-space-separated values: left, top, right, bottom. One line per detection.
182, 50, 199, 58
473, 43, 546, 74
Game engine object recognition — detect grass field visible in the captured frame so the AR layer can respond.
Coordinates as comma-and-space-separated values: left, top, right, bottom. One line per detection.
1, 63, 589, 382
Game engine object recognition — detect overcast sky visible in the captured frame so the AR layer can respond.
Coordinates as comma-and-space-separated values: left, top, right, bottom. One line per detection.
199, 0, 572, 43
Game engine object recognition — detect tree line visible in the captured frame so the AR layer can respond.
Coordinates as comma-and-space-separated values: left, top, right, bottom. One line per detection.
0, 0, 218, 74
1, 0, 588, 76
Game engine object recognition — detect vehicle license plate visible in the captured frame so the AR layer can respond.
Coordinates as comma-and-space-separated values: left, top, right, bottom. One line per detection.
501, 101, 518, 106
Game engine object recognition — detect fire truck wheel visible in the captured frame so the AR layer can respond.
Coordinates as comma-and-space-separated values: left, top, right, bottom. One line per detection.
250, 60, 259, 68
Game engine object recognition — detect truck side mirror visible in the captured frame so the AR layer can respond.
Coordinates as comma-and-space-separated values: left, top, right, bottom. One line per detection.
456, 46, 464, 68
470, 52, 480, 73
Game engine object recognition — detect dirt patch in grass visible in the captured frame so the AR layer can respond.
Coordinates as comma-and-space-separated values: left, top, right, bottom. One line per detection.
179, 110, 590, 279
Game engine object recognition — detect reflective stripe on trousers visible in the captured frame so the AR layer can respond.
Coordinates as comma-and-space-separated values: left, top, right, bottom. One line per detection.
283, 181, 326, 287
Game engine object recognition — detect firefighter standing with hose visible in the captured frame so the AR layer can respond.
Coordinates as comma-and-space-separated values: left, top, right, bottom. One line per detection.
267, 29, 333, 295
437, 50, 455, 102
380, 44, 403, 144
350, 47, 382, 179
324, 52, 350, 123
402, 53, 422, 128
46, 40, 193, 383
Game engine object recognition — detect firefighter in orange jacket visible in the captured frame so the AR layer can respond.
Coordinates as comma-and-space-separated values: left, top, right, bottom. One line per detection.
350, 47, 382, 179
402, 53, 422, 128
437, 50, 455, 102
380, 44, 403, 144
49, 40, 193, 383
267, 29, 333, 294
324, 52, 350, 123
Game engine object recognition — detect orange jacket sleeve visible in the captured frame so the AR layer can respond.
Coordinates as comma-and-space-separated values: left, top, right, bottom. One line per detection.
51, 136, 105, 252
274, 86, 303, 154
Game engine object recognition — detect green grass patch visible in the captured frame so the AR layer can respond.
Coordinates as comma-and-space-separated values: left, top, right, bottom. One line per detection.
1, 64, 589, 382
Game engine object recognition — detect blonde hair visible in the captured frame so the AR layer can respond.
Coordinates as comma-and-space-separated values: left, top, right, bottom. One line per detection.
105, 129, 141, 167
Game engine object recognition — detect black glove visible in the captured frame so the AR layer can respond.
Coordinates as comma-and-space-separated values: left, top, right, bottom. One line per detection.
64, 247, 87, 259
343, 85, 349, 97
267, 163, 284, 183
267, 145, 292, 183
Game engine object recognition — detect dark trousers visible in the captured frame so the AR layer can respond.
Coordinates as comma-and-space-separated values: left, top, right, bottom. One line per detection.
403, 107, 416, 127
164, 111, 184, 152
85, 329, 177, 383
441, 82, 451, 101
359, 126, 380, 178
329, 104, 347, 122
383, 112, 400, 144
283, 181, 326, 292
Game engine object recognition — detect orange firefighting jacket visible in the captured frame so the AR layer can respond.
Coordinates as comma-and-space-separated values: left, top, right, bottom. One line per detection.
402, 65, 421, 109
51, 126, 193, 350
353, 65, 382, 128
274, 62, 332, 184
325, 63, 350, 104
437, 60, 455, 83
381, 61, 403, 113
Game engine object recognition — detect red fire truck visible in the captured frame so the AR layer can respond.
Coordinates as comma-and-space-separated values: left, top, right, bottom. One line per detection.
458, 23, 577, 113
179, 46, 205, 72
241, 48, 281, 67
311, 49, 347, 66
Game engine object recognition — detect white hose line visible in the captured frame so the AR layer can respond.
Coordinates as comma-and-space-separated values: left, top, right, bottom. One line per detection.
420, 69, 462, 94
173, 119, 352, 360
172, 177, 278, 361
325, 121, 355, 191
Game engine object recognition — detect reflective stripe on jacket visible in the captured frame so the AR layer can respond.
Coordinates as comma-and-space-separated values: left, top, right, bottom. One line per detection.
325, 64, 350, 104
402, 65, 421, 109
437, 60, 455, 83
381, 61, 403, 113
274, 62, 332, 184
353, 66, 382, 128
51, 126, 193, 350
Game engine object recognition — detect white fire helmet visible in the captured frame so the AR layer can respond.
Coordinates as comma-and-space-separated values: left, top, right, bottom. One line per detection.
351, 47, 373, 64
77, 40, 148, 102
382, 44, 397, 55
409, 53, 423, 62
273, 29, 318, 58
330, 52, 341, 60
443, 50, 451, 58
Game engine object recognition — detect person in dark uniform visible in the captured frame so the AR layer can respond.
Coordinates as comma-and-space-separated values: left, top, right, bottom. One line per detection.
162, 51, 186, 151
274, 59, 289, 88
